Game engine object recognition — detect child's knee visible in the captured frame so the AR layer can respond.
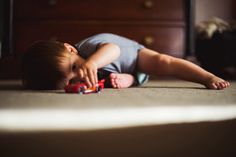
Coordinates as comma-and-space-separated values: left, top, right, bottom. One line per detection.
154, 54, 173, 67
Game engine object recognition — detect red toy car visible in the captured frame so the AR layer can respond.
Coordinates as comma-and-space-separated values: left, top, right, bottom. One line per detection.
64, 79, 105, 94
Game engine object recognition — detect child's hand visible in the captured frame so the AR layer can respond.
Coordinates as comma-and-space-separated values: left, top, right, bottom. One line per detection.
79, 60, 98, 88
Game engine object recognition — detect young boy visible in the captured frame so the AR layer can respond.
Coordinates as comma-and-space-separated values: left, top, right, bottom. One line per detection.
22, 33, 230, 90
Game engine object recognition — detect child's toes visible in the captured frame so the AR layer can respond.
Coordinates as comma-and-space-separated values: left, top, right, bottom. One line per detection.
110, 79, 116, 88
116, 84, 121, 89
109, 73, 117, 79
205, 75, 230, 90
225, 81, 230, 87
218, 83, 224, 89
218, 82, 228, 89
211, 83, 218, 90
220, 81, 228, 89
113, 83, 118, 88
223, 81, 230, 88
222, 82, 227, 88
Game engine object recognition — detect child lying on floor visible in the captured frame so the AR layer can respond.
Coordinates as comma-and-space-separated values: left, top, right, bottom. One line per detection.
22, 33, 230, 90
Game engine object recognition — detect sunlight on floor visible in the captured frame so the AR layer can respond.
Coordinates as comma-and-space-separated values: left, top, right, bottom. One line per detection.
1, 105, 236, 132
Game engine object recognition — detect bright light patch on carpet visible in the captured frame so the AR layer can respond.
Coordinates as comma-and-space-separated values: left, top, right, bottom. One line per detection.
0, 106, 236, 131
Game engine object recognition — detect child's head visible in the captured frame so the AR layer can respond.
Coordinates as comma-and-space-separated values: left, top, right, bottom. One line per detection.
22, 40, 75, 90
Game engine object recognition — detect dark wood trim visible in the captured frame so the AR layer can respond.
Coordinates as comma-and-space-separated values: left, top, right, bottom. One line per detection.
2, 0, 14, 57
185, 0, 195, 57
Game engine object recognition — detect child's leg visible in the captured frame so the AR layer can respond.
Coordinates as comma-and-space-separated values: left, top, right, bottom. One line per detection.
109, 73, 135, 88
137, 48, 230, 89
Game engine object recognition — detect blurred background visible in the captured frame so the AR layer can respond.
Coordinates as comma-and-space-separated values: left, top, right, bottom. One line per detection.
0, 0, 236, 79
0, 1, 236, 157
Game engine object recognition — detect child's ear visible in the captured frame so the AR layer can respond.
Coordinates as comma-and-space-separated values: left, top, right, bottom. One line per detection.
64, 43, 78, 54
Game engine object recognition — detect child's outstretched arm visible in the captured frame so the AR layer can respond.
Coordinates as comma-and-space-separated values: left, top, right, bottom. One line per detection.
79, 43, 120, 87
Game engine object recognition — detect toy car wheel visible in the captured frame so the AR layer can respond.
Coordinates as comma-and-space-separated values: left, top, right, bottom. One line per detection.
78, 87, 85, 94
95, 86, 102, 93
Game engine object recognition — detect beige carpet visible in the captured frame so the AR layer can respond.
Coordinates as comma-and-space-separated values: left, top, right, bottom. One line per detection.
0, 79, 236, 131
0, 79, 236, 157
0, 79, 236, 108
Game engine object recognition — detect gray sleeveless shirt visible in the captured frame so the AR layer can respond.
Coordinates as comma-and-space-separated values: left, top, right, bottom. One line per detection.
75, 33, 148, 85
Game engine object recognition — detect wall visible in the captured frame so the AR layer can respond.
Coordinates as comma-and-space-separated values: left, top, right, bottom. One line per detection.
234, 0, 236, 18
195, 0, 234, 24
0, 0, 3, 53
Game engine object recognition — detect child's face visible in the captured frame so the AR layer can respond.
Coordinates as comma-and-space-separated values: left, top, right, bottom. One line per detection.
62, 43, 85, 85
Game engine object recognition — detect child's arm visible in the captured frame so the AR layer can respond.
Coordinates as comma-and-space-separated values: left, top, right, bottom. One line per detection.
79, 43, 120, 87
87, 43, 120, 68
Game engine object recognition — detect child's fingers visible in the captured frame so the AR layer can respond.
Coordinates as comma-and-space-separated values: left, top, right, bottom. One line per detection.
79, 62, 98, 87
95, 75, 98, 84
80, 69, 90, 87
84, 75, 92, 88
84, 70, 98, 88
88, 70, 96, 87
94, 70, 98, 84
78, 69, 85, 80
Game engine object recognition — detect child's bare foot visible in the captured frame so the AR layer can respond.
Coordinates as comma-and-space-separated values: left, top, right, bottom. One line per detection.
204, 75, 230, 90
109, 73, 135, 88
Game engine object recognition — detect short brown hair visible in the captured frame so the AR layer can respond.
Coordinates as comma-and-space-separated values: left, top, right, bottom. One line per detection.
22, 40, 70, 90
